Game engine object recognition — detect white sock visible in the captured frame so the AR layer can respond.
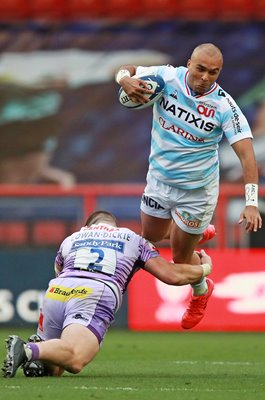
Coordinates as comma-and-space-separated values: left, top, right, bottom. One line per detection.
191, 278, 208, 296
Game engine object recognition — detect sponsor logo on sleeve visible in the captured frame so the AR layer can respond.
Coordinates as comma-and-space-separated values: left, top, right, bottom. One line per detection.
226, 97, 242, 134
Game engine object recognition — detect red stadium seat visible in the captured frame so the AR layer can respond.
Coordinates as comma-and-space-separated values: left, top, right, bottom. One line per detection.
0, 0, 30, 20
106, 0, 142, 18
142, 0, 179, 19
0, 222, 27, 245
178, 0, 216, 20
255, 0, 265, 20
30, 0, 67, 19
217, 0, 255, 20
33, 221, 66, 245
67, 0, 106, 18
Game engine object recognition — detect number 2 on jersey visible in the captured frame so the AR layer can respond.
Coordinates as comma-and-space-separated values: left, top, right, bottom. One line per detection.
73, 246, 117, 275
88, 248, 104, 271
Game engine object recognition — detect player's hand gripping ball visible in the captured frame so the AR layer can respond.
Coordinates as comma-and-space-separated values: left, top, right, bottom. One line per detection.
118, 73, 165, 110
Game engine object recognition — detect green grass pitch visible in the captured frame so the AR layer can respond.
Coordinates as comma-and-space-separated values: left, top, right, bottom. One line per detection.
0, 328, 265, 400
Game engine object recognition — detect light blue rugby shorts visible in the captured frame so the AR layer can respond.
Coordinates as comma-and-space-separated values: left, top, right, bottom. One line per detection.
140, 173, 219, 234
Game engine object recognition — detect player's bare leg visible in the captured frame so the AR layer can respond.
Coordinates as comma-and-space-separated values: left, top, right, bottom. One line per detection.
140, 211, 172, 242
2, 324, 100, 378
170, 222, 214, 329
36, 324, 100, 374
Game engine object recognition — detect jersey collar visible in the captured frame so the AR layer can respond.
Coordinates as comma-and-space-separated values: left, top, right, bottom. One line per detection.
185, 70, 218, 98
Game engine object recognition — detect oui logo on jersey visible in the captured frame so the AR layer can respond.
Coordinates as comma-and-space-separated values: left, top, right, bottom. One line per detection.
197, 104, 216, 118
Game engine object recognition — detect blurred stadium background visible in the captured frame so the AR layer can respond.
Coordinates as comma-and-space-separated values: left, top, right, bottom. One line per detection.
0, 0, 265, 332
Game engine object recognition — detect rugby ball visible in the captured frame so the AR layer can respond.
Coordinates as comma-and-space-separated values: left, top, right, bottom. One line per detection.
118, 73, 165, 110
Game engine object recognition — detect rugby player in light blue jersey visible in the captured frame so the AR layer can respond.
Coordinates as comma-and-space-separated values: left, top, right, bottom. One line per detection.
115, 43, 262, 329
2, 210, 212, 378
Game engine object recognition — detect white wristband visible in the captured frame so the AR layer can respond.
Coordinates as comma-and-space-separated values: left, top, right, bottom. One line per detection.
245, 183, 258, 207
115, 69, 130, 84
201, 263, 212, 277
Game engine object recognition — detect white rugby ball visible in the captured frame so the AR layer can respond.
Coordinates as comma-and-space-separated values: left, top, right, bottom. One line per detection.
118, 73, 165, 110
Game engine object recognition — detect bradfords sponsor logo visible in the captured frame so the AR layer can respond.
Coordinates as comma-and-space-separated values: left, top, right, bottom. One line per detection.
159, 97, 215, 132
175, 210, 201, 228
46, 285, 92, 302
226, 97, 242, 134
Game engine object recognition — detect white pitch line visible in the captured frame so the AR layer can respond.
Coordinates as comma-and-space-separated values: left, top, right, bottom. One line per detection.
72, 386, 255, 393
172, 360, 260, 365
74, 386, 138, 391
4, 386, 21, 389
2, 385, 255, 394
3, 383, 260, 394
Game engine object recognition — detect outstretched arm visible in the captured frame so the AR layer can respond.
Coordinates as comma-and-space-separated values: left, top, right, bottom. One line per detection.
232, 138, 262, 232
144, 250, 212, 286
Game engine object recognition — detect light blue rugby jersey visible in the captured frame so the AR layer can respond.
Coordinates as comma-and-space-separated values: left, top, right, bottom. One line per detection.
136, 65, 252, 189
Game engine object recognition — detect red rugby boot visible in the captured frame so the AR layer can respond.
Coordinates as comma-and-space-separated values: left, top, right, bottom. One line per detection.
181, 278, 214, 329
199, 224, 216, 245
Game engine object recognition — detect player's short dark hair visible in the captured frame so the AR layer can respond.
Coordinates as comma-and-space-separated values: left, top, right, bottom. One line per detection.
84, 210, 117, 227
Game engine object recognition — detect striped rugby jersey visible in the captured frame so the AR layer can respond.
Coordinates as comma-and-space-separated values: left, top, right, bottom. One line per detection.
136, 65, 252, 189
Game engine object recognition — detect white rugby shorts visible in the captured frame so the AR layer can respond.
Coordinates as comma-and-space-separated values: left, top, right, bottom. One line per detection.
140, 172, 219, 234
